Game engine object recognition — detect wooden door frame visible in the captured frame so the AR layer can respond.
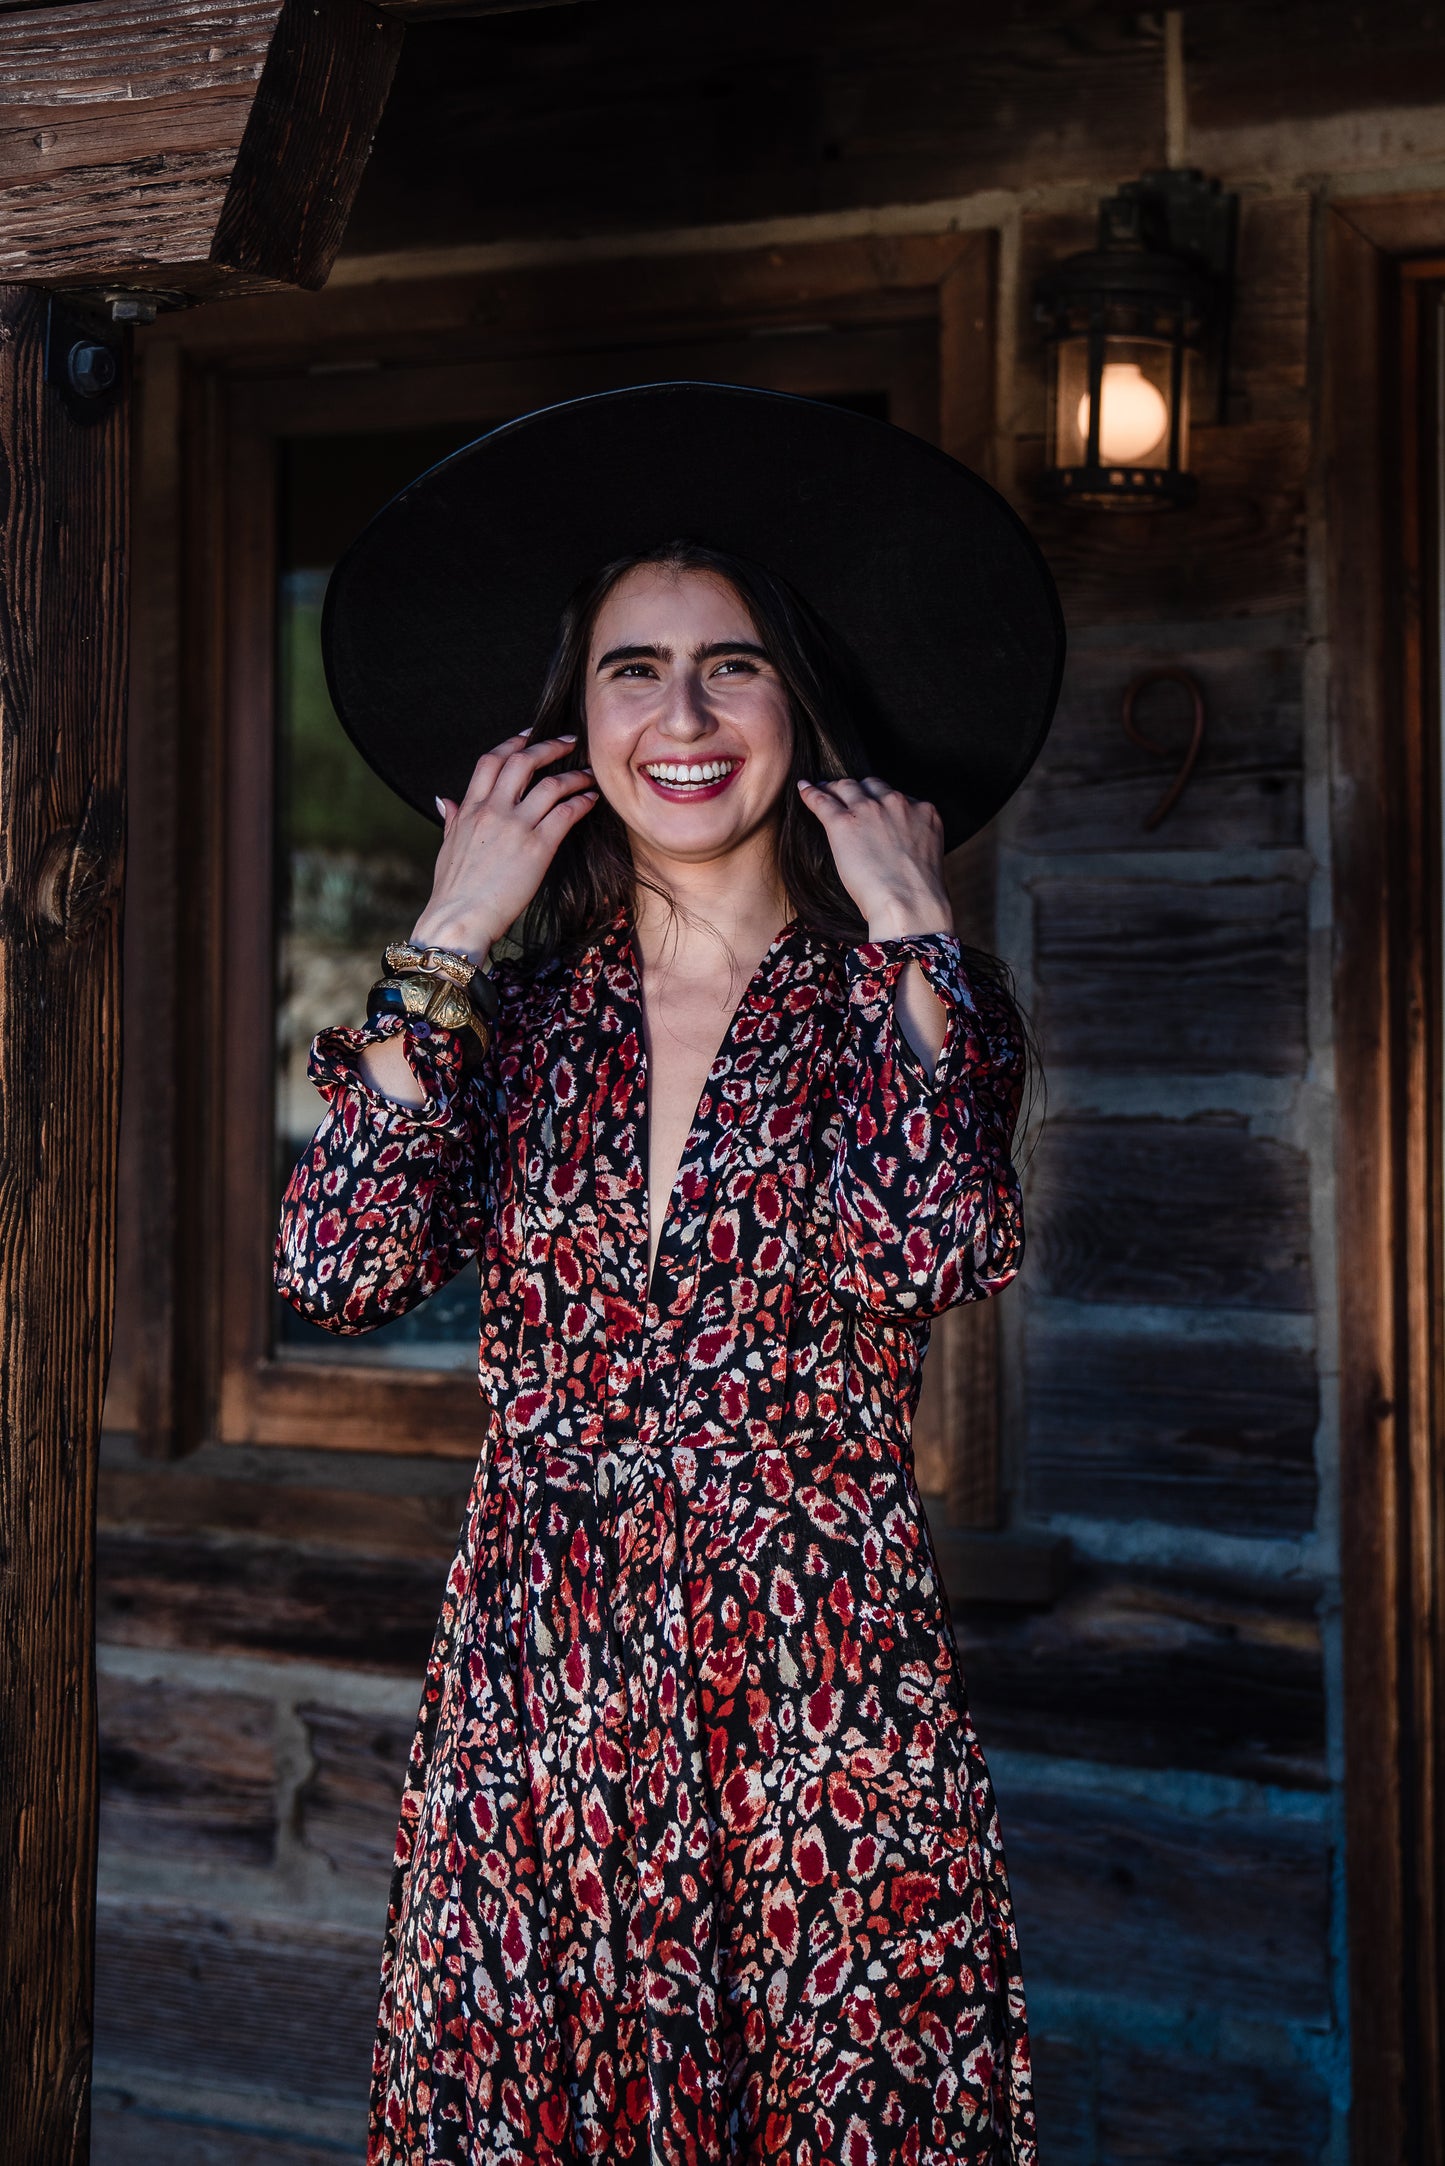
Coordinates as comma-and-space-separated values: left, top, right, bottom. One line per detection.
1326, 194, 1445, 2165
106, 228, 1007, 1522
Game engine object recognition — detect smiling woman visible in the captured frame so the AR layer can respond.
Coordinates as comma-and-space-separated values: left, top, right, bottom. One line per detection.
274, 383, 1062, 2166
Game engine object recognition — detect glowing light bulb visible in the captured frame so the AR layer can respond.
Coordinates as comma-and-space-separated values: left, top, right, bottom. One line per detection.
1077, 361, 1170, 465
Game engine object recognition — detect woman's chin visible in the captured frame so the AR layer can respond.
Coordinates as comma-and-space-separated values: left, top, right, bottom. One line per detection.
622, 805, 774, 867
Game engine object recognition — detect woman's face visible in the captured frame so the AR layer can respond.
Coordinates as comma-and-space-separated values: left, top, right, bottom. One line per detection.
583, 563, 794, 866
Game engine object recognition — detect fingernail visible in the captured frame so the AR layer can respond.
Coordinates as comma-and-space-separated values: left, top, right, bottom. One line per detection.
435, 795, 447, 817
560, 732, 578, 741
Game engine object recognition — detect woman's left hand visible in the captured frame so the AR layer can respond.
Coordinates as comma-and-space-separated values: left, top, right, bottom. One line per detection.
797, 775, 954, 941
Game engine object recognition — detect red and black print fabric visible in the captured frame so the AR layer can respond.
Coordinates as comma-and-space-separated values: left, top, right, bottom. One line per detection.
275, 912, 1035, 2165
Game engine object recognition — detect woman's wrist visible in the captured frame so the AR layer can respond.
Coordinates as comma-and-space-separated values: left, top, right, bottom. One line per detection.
407, 910, 503, 966
864, 895, 955, 944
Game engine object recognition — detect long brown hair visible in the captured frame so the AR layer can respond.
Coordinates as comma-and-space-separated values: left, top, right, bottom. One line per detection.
516, 539, 879, 961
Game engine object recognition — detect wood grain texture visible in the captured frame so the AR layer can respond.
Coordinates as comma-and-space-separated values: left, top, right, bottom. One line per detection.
91, 2101, 355, 2166
0, 286, 128, 2166
1007, 1785, 1331, 2019
955, 1563, 1326, 1788
296, 1702, 411, 1876
93, 1902, 378, 2107
1030, 2031, 1332, 2166
97, 1528, 449, 1672
98, 1461, 469, 1559
1027, 1118, 1314, 1312
151, 229, 996, 361
1021, 421, 1309, 627
1012, 640, 1304, 855
1324, 201, 1411, 2162
912, 296, 1002, 1531
98, 1676, 277, 1865
1324, 213, 1445, 2166
1032, 877, 1309, 1076
1024, 1322, 1319, 1536
373, 0, 585, 13
0, 0, 401, 293
344, 1, 1168, 256
1095, 2043, 1332, 2166
212, 0, 403, 290
105, 337, 182, 1445
1186, 1, 1445, 130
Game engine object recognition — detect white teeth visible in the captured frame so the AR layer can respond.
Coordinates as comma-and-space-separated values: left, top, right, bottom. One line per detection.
642, 758, 737, 785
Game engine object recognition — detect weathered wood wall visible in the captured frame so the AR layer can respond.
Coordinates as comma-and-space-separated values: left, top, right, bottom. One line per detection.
89, 2, 1424, 2156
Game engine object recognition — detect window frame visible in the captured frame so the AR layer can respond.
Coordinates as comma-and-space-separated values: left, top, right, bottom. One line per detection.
104, 229, 1004, 1496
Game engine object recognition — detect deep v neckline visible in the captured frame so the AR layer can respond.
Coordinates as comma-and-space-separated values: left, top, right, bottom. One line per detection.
623, 914, 800, 1302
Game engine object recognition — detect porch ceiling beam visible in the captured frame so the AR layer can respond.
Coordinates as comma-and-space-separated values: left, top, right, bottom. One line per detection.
370, 0, 588, 15
0, 0, 405, 300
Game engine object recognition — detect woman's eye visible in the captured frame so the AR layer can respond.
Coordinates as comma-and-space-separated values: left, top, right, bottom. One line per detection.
617, 663, 655, 679
715, 659, 758, 677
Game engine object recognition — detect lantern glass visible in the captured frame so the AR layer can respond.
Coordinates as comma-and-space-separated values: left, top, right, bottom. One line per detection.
1048, 334, 1189, 479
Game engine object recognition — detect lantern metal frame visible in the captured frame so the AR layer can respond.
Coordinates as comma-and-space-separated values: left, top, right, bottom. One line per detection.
1035, 167, 1237, 510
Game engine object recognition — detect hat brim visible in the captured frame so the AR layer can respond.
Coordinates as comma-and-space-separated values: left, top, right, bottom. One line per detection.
321, 381, 1065, 852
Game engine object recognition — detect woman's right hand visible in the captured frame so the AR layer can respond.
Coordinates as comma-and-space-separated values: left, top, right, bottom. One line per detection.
408, 732, 599, 962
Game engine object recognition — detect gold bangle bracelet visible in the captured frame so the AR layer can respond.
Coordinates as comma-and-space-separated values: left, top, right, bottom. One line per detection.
378, 972, 487, 1042
385, 940, 477, 990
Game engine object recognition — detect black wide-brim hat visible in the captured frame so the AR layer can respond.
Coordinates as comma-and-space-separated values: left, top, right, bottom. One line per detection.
322, 382, 1065, 850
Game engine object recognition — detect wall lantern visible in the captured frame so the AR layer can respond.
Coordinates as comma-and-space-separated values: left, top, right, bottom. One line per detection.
1034, 167, 1237, 509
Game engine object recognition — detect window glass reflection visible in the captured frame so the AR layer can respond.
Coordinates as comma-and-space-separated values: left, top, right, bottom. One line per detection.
273, 428, 486, 1369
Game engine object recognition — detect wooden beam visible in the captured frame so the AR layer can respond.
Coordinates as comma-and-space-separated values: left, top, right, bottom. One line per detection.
373, 0, 585, 14
1325, 194, 1445, 2166
0, 287, 128, 2163
0, 0, 402, 299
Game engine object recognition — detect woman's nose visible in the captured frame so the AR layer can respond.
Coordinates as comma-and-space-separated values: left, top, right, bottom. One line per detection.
655, 668, 715, 740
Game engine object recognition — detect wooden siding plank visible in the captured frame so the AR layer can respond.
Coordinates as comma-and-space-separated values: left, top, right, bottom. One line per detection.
98, 1676, 278, 1866
1031, 2032, 1333, 2166
1096, 2040, 1333, 2164
93, 1903, 379, 2107
97, 1529, 448, 1673
1006, 1787, 1332, 2018
1023, 1324, 1319, 1537
1012, 642, 1304, 855
1032, 878, 1309, 1076
98, 1463, 469, 1560
296, 1703, 411, 1877
1023, 421, 1308, 628
956, 1566, 1327, 1789
1026, 1119, 1314, 1311
91, 2101, 354, 2166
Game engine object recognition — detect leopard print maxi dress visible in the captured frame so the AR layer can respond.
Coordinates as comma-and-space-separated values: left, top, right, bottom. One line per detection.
275, 911, 1036, 2166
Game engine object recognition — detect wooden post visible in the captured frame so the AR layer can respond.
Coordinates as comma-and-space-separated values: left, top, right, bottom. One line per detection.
0, 286, 128, 2163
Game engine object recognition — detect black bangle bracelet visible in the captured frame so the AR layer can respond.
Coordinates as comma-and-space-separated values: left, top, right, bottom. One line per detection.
366, 981, 410, 1025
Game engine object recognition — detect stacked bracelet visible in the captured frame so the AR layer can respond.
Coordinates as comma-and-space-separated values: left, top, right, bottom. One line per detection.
383, 940, 500, 1024
366, 938, 498, 1052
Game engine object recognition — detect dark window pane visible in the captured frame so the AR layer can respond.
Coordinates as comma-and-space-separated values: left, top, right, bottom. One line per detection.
273, 426, 493, 1370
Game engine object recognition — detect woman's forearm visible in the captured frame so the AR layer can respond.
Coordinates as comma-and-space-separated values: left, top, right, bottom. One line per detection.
357, 1032, 429, 1109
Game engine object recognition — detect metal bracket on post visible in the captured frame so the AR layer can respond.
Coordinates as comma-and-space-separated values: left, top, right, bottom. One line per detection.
44, 297, 124, 422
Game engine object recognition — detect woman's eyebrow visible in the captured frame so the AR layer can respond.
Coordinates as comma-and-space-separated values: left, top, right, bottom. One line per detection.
595, 643, 669, 671
594, 639, 770, 672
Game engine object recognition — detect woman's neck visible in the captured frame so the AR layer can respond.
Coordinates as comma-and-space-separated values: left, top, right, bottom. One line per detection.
629, 832, 791, 980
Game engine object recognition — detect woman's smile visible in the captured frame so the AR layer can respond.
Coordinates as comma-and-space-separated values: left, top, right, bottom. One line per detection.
638, 754, 743, 800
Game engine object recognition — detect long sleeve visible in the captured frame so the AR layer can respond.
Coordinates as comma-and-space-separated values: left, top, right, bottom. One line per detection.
274, 1012, 501, 1335
828, 931, 1025, 1321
